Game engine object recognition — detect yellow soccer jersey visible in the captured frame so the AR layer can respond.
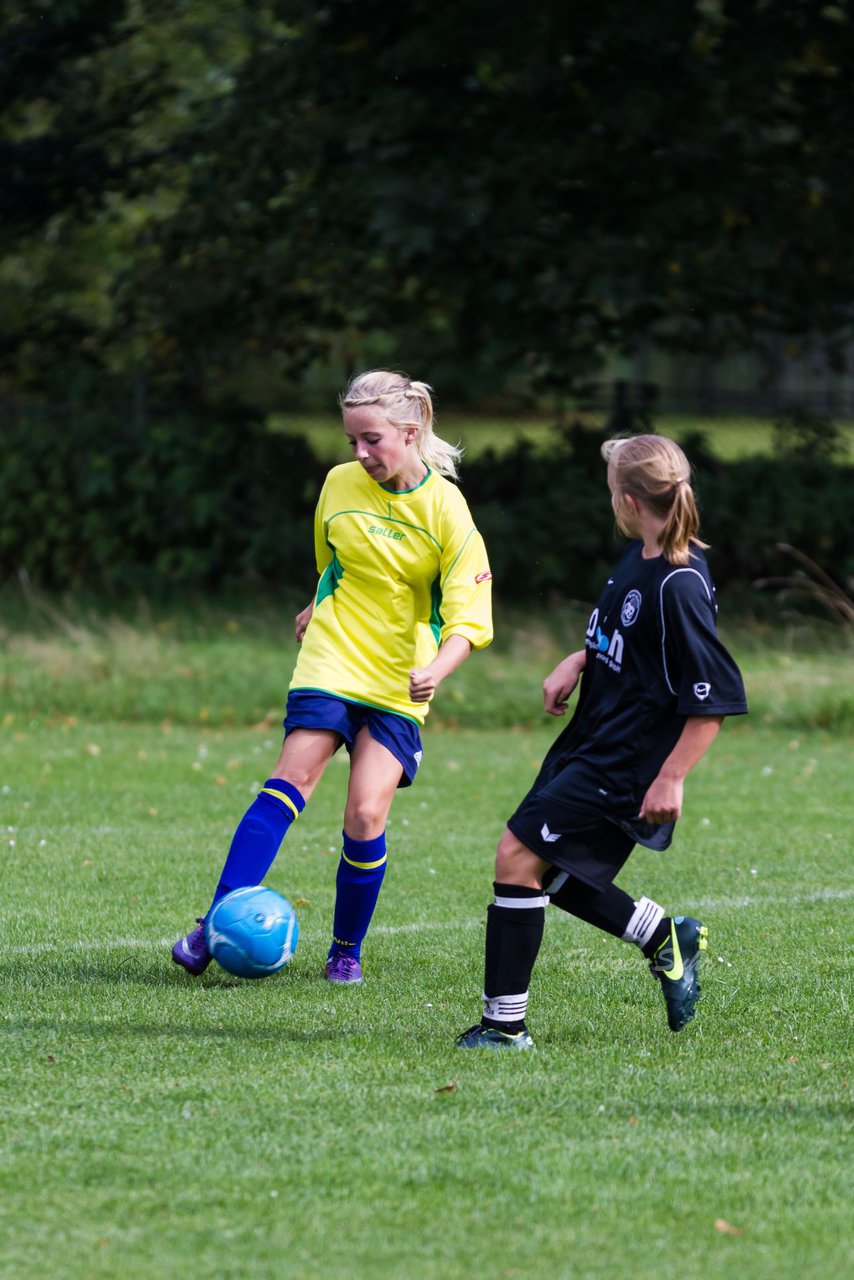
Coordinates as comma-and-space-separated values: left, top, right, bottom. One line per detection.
290, 462, 493, 723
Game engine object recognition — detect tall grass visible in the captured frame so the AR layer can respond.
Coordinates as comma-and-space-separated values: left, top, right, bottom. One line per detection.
2, 592, 851, 733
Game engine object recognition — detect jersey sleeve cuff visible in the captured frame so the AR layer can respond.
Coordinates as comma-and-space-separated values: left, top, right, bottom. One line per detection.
440, 624, 494, 650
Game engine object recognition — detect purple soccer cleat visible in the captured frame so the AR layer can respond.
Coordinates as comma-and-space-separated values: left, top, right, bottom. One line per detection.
171, 918, 212, 975
323, 953, 363, 984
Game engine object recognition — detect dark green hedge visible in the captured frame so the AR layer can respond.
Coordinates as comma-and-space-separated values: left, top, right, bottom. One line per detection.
1, 409, 850, 603
679, 432, 853, 605
462, 423, 854, 606
0, 408, 326, 593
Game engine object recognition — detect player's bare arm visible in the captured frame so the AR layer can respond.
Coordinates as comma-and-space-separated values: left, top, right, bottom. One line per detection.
543, 649, 587, 716
409, 634, 472, 703
640, 715, 724, 824
295, 601, 314, 643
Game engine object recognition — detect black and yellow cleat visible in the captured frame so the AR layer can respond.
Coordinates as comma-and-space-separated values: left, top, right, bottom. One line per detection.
649, 916, 708, 1032
454, 1023, 535, 1050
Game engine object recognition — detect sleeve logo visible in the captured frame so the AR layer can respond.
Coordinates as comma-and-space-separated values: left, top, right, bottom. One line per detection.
693, 682, 711, 700
475, 571, 493, 583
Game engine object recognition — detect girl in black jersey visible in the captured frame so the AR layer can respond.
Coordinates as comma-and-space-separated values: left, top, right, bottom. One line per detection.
456, 434, 748, 1049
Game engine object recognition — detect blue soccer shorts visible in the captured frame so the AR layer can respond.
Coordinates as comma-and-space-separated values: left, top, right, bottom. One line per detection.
283, 690, 423, 788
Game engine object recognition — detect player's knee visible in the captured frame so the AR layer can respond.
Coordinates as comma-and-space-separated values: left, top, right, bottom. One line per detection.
274, 762, 320, 796
343, 798, 388, 841
494, 844, 517, 881
495, 829, 541, 886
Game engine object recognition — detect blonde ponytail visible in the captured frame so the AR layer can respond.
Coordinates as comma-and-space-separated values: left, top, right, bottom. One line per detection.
601, 434, 707, 565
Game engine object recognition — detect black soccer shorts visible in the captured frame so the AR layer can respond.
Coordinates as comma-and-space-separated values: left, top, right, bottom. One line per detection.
507, 756, 673, 889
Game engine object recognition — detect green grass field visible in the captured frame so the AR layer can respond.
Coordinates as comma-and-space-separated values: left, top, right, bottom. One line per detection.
1, 604, 852, 1279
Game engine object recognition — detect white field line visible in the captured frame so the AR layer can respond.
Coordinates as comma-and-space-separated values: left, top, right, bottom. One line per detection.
1, 887, 851, 956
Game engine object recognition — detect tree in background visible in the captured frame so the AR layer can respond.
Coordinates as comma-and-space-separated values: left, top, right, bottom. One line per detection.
2, 0, 853, 414
0, 0, 257, 403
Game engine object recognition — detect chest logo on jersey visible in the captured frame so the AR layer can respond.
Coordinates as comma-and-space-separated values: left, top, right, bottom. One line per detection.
586, 609, 624, 671
368, 523, 406, 542
620, 590, 642, 627
595, 625, 624, 670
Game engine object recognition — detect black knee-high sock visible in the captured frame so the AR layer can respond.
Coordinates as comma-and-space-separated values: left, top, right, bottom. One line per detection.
482, 882, 547, 1031
546, 872, 670, 955
546, 873, 635, 937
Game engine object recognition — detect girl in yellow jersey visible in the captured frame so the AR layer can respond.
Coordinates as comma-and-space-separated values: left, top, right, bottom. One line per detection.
172, 371, 493, 983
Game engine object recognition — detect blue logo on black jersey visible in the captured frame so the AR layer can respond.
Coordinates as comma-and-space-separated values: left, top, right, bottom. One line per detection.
597, 626, 624, 666
588, 626, 624, 670
586, 607, 624, 671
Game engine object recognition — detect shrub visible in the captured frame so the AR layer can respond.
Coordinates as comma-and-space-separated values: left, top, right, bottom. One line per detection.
1, 408, 850, 604
0, 406, 324, 594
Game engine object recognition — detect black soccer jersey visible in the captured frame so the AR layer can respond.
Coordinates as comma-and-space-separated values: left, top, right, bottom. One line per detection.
558, 541, 747, 794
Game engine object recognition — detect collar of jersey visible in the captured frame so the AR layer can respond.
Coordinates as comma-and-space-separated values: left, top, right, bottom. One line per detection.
379, 468, 432, 495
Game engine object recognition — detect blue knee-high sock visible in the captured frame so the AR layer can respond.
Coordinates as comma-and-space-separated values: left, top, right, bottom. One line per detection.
328, 831, 388, 961
208, 779, 305, 914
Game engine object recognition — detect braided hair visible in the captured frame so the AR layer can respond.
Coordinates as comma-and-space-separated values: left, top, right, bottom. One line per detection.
340, 370, 463, 480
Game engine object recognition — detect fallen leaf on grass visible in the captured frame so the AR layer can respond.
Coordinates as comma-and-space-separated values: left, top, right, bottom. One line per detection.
293, 898, 311, 907
435, 1081, 456, 1094
714, 1219, 742, 1236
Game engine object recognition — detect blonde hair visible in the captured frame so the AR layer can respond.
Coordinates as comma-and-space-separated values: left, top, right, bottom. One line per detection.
601, 434, 707, 565
339, 370, 463, 480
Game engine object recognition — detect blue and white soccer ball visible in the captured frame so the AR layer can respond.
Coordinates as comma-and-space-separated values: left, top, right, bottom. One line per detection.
205, 886, 299, 979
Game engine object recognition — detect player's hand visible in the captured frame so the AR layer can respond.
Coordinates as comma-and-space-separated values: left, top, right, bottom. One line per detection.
543, 653, 585, 716
639, 775, 684, 824
295, 602, 314, 643
409, 666, 438, 703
